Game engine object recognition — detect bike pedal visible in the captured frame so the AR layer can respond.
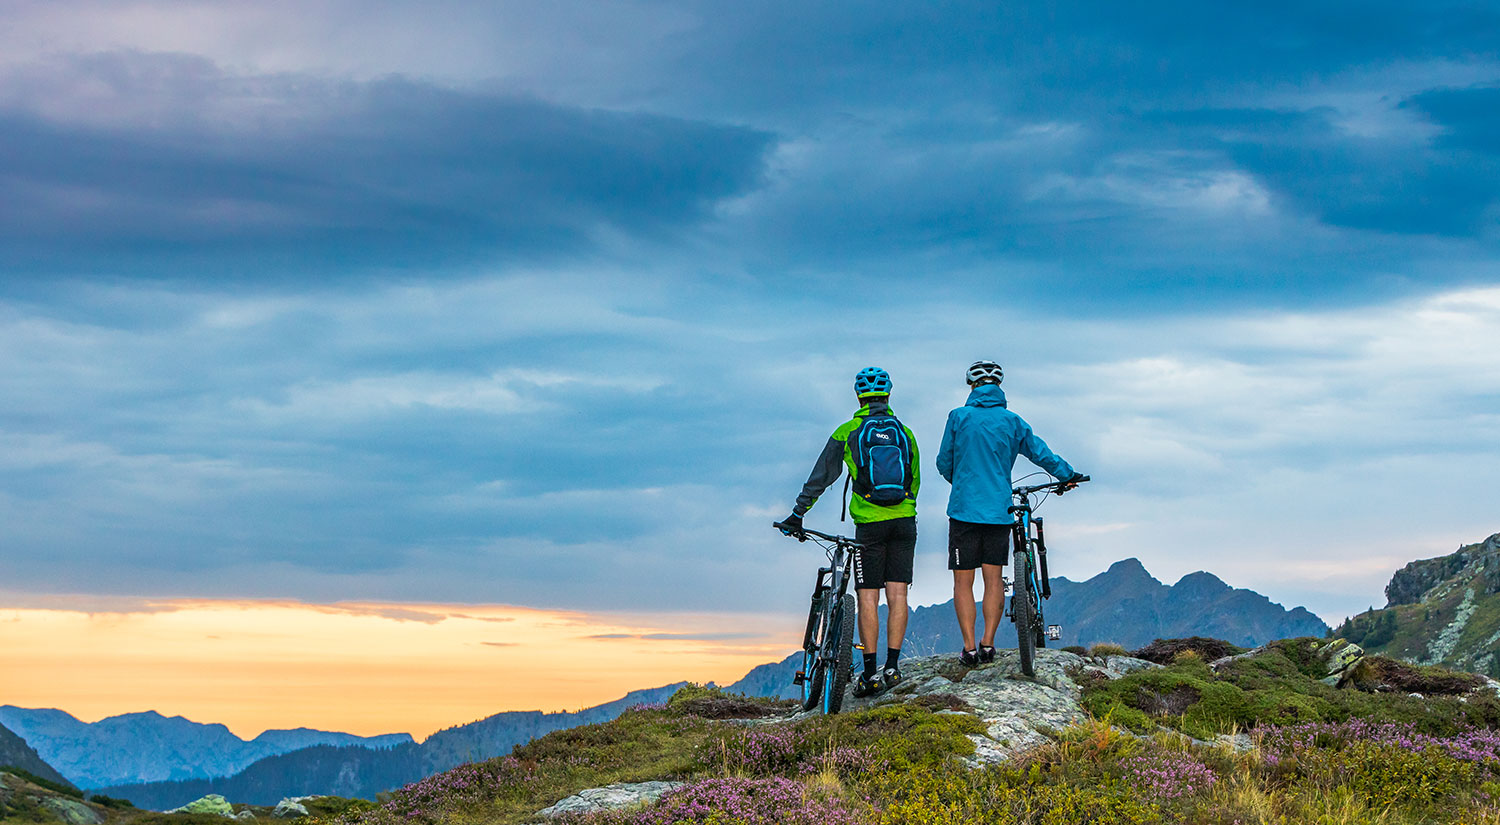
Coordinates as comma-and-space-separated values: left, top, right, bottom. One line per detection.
793, 670, 806, 686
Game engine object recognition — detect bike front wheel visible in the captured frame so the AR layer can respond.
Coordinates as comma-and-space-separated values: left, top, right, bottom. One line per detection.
800, 590, 827, 711
1014, 551, 1037, 678
822, 593, 855, 714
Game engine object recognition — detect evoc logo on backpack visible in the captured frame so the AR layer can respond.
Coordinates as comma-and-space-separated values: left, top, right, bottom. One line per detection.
850, 414, 912, 506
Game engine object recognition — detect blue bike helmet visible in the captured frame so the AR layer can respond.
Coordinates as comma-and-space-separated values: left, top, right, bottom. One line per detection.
854, 367, 892, 398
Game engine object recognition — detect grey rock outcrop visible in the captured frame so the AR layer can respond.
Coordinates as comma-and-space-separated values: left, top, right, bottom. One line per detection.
272, 797, 310, 818
41, 797, 103, 825
535, 781, 685, 818
838, 648, 1159, 764
167, 793, 235, 817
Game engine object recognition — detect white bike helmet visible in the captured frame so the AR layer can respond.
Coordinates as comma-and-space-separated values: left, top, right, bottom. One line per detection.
966, 360, 1003, 386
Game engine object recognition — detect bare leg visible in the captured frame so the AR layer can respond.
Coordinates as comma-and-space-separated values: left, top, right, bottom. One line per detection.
857, 588, 881, 657
980, 563, 1005, 647
953, 569, 977, 651
884, 582, 909, 652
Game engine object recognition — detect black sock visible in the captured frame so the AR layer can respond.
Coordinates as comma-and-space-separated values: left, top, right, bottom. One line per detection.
863, 652, 878, 677
886, 647, 901, 671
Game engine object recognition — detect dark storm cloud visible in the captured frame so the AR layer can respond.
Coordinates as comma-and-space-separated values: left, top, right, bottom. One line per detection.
0, 52, 773, 274
667, 0, 1500, 116
649, 0, 1500, 280
2, 1, 1500, 624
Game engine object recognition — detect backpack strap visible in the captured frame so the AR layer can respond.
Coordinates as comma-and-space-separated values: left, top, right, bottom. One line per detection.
840, 474, 850, 523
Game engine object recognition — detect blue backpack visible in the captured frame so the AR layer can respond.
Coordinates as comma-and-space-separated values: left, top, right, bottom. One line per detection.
849, 414, 914, 507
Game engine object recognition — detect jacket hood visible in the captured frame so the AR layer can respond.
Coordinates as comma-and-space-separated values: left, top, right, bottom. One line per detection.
965, 384, 1007, 408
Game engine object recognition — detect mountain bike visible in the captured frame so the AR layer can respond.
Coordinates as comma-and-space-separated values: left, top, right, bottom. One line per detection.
773, 522, 858, 714
1009, 475, 1090, 677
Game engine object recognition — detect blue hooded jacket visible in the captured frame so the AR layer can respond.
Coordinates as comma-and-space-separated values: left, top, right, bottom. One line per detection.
936, 384, 1075, 524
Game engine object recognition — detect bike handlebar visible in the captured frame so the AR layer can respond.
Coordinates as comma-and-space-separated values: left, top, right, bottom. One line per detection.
1013, 475, 1091, 496
772, 522, 861, 546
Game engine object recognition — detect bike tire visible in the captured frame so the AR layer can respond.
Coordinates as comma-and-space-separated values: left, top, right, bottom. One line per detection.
1014, 552, 1037, 678
799, 646, 823, 712
822, 593, 855, 714
800, 591, 826, 712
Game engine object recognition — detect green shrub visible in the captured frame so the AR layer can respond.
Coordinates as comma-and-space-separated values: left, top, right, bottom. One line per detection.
299, 796, 372, 818
88, 794, 135, 809
1296, 743, 1477, 810
801, 702, 986, 771
1084, 642, 1500, 738
870, 763, 1161, 825
1131, 637, 1244, 665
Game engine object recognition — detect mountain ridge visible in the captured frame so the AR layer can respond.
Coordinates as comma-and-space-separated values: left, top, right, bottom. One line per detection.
88, 683, 687, 809
0, 706, 413, 790
730, 555, 1327, 698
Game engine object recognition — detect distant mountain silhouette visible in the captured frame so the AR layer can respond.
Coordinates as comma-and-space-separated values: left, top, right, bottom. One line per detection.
90, 683, 685, 809
0, 707, 412, 790
0, 721, 73, 789
730, 557, 1328, 698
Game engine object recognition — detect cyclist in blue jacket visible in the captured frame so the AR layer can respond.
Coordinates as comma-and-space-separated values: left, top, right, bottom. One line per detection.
936, 360, 1084, 665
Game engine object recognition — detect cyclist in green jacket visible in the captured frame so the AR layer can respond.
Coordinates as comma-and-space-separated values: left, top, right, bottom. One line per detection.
781, 367, 920, 697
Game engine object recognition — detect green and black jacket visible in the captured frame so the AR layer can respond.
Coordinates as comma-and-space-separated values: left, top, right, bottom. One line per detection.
792, 398, 920, 524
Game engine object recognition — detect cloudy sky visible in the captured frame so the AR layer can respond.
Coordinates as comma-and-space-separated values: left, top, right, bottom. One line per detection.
2, 1, 1498, 733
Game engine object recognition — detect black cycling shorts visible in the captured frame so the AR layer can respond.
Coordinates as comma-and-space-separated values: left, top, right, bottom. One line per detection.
948, 518, 1011, 570
851, 516, 916, 589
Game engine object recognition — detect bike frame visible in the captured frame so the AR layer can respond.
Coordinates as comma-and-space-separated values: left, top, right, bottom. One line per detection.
810, 537, 853, 710
779, 524, 860, 714
1009, 492, 1048, 636
1008, 476, 1089, 673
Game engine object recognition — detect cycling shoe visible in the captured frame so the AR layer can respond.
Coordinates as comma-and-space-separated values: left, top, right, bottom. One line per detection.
852, 673, 882, 698
978, 645, 996, 664
958, 648, 980, 666
882, 667, 903, 691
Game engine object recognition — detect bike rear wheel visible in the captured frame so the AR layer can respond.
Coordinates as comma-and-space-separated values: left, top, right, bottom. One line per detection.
1014, 552, 1037, 678
822, 593, 855, 714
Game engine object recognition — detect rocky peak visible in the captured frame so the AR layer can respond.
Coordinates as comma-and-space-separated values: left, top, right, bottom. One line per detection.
1104, 557, 1155, 582
1173, 571, 1232, 599
1386, 533, 1500, 607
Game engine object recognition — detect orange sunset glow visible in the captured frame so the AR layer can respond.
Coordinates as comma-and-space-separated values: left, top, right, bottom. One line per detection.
0, 599, 799, 739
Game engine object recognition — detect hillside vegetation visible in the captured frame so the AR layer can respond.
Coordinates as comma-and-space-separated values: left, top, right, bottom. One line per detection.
328, 639, 1500, 825
12, 635, 1500, 824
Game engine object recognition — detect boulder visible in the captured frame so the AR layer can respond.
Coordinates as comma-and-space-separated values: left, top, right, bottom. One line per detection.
168, 794, 235, 818
41, 798, 103, 825
839, 648, 1147, 763
272, 798, 310, 818
536, 782, 684, 818
1312, 638, 1365, 685
235, 810, 257, 821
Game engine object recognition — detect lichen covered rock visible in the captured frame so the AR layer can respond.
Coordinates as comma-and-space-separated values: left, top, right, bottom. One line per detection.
535, 781, 685, 818
168, 794, 235, 818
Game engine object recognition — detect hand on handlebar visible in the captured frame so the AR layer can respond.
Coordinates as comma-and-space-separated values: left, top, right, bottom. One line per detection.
775, 514, 805, 539
1055, 472, 1089, 495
